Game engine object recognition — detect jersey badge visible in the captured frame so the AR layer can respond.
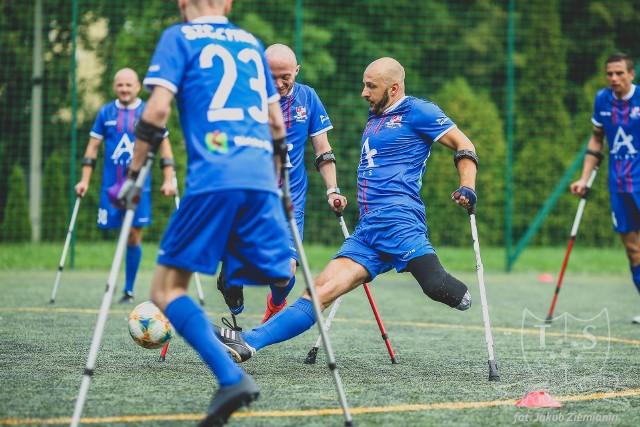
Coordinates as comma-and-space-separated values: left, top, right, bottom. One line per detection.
295, 106, 308, 122
386, 115, 403, 129
206, 130, 229, 153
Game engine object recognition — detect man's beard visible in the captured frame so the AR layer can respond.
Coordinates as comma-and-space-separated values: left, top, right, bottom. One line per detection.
371, 89, 390, 116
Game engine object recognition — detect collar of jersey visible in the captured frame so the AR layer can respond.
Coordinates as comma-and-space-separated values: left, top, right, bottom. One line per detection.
616, 84, 636, 101
115, 98, 142, 110
190, 16, 229, 24
382, 95, 408, 115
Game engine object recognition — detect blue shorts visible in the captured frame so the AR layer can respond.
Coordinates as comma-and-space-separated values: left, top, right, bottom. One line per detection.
610, 192, 640, 233
334, 205, 435, 281
97, 189, 151, 229
157, 190, 291, 286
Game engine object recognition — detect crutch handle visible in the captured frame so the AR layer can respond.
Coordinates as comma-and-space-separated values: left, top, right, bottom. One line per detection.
333, 198, 343, 218
468, 205, 476, 216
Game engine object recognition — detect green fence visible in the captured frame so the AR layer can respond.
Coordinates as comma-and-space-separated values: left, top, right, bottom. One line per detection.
1, 0, 638, 269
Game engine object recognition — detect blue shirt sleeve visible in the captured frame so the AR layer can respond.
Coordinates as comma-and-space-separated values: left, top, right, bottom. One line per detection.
411, 99, 455, 143
308, 87, 332, 137
143, 27, 186, 94
90, 107, 106, 139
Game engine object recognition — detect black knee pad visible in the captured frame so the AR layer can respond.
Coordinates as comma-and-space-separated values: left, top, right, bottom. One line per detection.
407, 253, 468, 308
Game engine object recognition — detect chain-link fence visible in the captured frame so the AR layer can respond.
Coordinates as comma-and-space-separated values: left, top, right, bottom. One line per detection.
2, 0, 639, 268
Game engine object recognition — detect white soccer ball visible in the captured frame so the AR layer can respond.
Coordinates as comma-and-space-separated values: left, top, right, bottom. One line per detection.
128, 301, 175, 349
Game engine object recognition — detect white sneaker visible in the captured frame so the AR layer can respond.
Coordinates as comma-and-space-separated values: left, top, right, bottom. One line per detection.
632, 316, 640, 324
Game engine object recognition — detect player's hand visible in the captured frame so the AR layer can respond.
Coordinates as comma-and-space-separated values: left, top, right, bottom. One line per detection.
328, 194, 347, 212
451, 186, 477, 210
570, 179, 587, 197
107, 169, 141, 210
160, 180, 176, 197
74, 181, 89, 197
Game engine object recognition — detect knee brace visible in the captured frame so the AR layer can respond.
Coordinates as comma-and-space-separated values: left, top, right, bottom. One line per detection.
407, 253, 470, 310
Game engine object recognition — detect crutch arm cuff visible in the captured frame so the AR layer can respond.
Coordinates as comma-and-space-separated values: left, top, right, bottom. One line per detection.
81, 157, 96, 169
586, 149, 604, 164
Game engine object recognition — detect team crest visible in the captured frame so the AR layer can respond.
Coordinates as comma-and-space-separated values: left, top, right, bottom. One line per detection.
520, 309, 610, 384
111, 134, 134, 166
205, 130, 229, 153
386, 115, 403, 129
295, 106, 307, 122
631, 106, 640, 120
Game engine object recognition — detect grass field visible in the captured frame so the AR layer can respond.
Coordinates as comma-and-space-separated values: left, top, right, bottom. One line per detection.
1, 244, 639, 426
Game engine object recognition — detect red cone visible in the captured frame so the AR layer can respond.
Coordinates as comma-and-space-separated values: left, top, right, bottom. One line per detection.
515, 391, 562, 408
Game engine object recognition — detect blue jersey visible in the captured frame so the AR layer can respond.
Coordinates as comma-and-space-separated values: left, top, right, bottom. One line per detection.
281, 82, 333, 212
143, 16, 280, 197
592, 84, 640, 193
90, 98, 151, 191
357, 96, 455, 218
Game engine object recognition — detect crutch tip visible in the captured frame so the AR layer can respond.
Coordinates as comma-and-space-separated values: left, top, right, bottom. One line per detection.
49, 299, 55, 304
488, 360, 500, 381
158, 356, 166, 362
544, 316, 553, 324
303, 347, 318, 364
391, 357, 399, 364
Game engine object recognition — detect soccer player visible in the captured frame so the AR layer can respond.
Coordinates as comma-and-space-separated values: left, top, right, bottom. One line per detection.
213, 57, 477, 364
217, 43, 347, 324
110, 0, 292, 425
570, 52, 640, 324
74, 67, 175, 304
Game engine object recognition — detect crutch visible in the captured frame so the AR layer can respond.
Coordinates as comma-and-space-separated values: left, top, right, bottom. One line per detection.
280, 162, 353, 426
50, 196, 82, 303
71, 154, 155, 427
545, 160, 601, 323
466, 204, 500, 381
158, 171, 206, 362
305, 199, 398, 365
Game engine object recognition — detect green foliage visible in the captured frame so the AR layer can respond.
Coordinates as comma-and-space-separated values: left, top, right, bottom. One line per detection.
427, 77, 507, 246
1, 165, 31, 242
41, 150, 69, 241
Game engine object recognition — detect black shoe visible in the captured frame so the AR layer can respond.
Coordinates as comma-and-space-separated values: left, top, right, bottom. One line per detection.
199, 374, 260, 427
118, 292, 134, 304
213, 319, 256, 363
217, 272, 245, 315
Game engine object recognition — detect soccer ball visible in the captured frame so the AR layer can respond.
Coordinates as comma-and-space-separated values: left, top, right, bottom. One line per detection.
128, 301, 175, 349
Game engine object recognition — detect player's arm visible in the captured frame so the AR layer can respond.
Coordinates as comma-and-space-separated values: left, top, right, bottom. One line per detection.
158, 137, 176, 196
269, 101, 287, 176
311, 132, 347, 212
438, 127, 478, 209
75, 137, 102, 197
129, 86, 174, 172
571, 125, 605, 196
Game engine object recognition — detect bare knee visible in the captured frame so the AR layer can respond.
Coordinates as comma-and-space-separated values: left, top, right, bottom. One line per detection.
620, 232, 640, 265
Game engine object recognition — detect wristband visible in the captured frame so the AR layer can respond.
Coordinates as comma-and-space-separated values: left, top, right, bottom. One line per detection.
326, 187, 341, 196
126, 167, 139, 180
159, 157, 175, 169
81, 157, 96, 169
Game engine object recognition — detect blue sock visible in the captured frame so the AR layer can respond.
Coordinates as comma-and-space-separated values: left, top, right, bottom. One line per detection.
630, 264, 640, 294
124, 245, 142, 295
243, 298, 315, 351
270, 276, 296, 306
165, 295, 243, 386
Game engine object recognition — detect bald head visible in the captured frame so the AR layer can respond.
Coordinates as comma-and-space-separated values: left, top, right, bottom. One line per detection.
365, 57, 405, 89
113, 68, 141, 106
362, 57, 405, 115
266, 44, 300, 97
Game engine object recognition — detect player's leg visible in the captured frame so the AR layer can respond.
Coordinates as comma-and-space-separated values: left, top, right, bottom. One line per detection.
120, 226, 143, 303
611, 192, 640, 323
155, 190, 259, 424
369, 205, 471, 310
226, 256, 368, 359
120, 191, 151, 303
216, 266, 245, 315
263, 210, 304, 323
217, 228, 380, 361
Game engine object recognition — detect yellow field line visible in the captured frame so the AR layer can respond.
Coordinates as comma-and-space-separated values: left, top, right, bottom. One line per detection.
1, 387, 639, 425
5, 307, 640, 346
